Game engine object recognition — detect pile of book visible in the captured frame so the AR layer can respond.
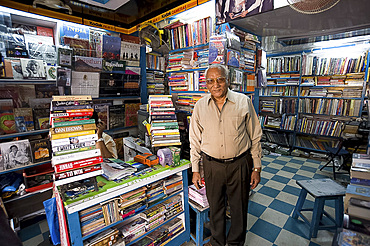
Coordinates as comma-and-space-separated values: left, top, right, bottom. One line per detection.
118, 214, 147, 244
146, 180, 165, 205
101, 198, 120, 226
168, 72, 188, 91
118, 187, 147, 220
345, 73, 365, 86
146, 70, 165, 95
146, 54, 166, 71
101, 158, 137, 181
50, 95, 103, 199
163, 174, 183, 196
148, 95, 181, 147
163, 194, 183, 219
166, 51, 193, 72
340, 153, 370, 243
83, 228, 119, 246
175, 94, 204, 113
189, 184, 209, 208
267, 56, 301, 74
193, 48, 209, 68
79, 204, 105, 237
240, 48, 255, 72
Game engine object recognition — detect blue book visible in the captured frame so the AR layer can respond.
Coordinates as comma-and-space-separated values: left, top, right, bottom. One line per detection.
351, 178, 370, 186
61, 23, 89, 41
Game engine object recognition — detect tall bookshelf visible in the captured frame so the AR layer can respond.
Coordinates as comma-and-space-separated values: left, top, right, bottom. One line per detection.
260, 46, 370, 155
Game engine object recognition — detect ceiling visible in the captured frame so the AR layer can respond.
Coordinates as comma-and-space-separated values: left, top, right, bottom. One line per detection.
230, 0, 370, 41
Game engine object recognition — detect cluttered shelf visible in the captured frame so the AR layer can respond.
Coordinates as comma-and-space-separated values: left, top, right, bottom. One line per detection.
0, 79, 56, 84
3, 186, 52, 204
0, 160, 51, 175
169, 43, 209, 53
0, 129, 49, 140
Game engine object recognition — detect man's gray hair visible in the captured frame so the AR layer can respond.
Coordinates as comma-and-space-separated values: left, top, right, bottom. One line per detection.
205, 64, 229, 83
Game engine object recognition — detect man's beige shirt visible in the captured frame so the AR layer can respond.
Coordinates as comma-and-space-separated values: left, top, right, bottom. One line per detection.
189, 89, 262, 172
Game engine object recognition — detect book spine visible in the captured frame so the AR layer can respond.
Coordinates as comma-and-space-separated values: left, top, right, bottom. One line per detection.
51, 135, 97, 149
51, 130, 96, 140
54, 169, 104, 186
50, 111, 93, 118
52, 95, 92, 101
54, 156, 103, 173
54, 165, 102, 180
53, 119, 95, 127
51, 124, 96, 135
52, 149, 101, 165
53, 145, 96, 156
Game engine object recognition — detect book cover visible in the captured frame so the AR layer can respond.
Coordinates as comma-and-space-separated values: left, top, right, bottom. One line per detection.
125, 103, 141, 127
94, 104, 110, 129
63, 37, 90, 57
120, 41, 140, 61
74, 56, 103, 72
54, 165, 101, 181
61, 23, 89, 41
99, 73, 124, 97
102, 60, 126, 72
51, 100, 93, 111
52, 149, 101, 166
51, 130, 96, 140
57, 47, 72, 67
51, 123, 96, 135
13, 108, 34, 132
0, 139, 33, 170
51, 133, 98, 147
102, 35, 121, 60
35, 84, 59, 98
5, 33, 28, 58
20, 58, 45, 79
45, 66, 57, 81
10, 59, 23, 79
71, 71, 100, 98
89, 29, 104, 58
226, 49, 240, 67
0, 99, 16, 135
30, 139, 51, 162
109, 104, 125, 129
54, 156, 103, 173
37, 26, 54, 38
208, 35, 226, 64
28, 43, 57, 65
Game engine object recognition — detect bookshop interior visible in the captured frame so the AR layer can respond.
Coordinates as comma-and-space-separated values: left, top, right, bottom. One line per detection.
0, 0, 370, 245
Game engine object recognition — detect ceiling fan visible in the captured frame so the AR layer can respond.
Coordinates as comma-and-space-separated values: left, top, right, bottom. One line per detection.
33, 0, 72, 15
287, 0, 341, 14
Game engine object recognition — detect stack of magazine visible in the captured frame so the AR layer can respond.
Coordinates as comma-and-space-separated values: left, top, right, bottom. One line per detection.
50, 95, 103, 199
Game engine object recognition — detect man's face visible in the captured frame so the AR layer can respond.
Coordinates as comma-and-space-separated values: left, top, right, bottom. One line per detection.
206, 68, 228, 99
30, 63, 38, 73
11, 146, 18, 153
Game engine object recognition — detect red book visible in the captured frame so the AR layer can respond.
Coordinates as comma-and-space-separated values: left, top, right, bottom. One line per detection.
37, 26, 54, 39
54, 156, 103, 173
54, 165, 102, 180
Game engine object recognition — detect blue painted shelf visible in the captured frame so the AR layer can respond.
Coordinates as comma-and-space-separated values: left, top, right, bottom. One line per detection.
0, 79, 56, 84
259, 95, 298, 98
167, 67, 207, 73
267, 77, 300, 80
0, 129, 49, 140
0, 160, 51, 175
93, 96, 141, 100
169, 43, 209, 53
300, 96, 362, 100
265, 84, 299, 87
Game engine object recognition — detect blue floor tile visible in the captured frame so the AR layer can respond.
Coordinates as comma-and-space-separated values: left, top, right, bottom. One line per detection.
260, 177, 268, 185
293, 174, 311, 181
258, 186, 280, 198
263, 166, 280, 174
283, 217, 310, 240
249, 219, 281, 243
18, 223, 41, 242
262, 160, 269, 166
272, 159, 287, 165
313, 173, 329, 179
290, 159, 305, 164
302, 199, 315, 209
269, 199, 295, 215
266, 155, 278, 159
282, 185, 301, 196
248, 201, 267, 217
309, 242, 321, 246
305, 159, 322, 164
42, 231, 50, 241
325, 199, 336, 208
271, 175, 290, 184
282, 166, 299, 173
300, 165, 317, 173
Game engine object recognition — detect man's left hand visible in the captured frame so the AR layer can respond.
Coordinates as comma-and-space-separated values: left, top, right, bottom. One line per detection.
250, 171, 260, 189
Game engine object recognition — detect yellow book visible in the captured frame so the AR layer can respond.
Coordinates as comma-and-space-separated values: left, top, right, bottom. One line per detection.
51, 130, 96, 140
50, 123, 96, 135
52, 95, 92, 101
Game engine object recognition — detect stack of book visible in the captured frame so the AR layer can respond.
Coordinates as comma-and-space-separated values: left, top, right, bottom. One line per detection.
163, 194, 183, 219
166, 51, 193, 72
345, 73, 365, 86
316, 76, 331, 86
118, 186, 147, 220
193, 48, 209, 68
101, 198, 120, 226
168, 72, 188, 91
50, 96, 103, 191
146, 180, 165, 205
118, 214, 147, 244
163, 174, 183, 196
148, 95, 181, 147
189, 184, 209, 207
83, 228, 119, 246
139, 203, 166, 232
330, 75, 346, 85
240, 49, 255, 72
340, 153, 370, 242
197, 71, 207, 91
146, 54, 165, 71
175, 94, 204, 113
146, 70, 165, 95
79, 204, 105, 237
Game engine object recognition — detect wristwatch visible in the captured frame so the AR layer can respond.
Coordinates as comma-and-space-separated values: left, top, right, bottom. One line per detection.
252, 168, 261, 173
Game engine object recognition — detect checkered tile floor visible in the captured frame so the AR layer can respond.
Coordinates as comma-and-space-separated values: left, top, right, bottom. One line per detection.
18, 154, 348, 246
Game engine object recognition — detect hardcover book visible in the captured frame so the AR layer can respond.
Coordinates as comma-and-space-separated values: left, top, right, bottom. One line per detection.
10, 59, 23, 79
99, 73, 124, 97
102, 60, 126, 72
13, 108, 34, 132
93, 104, 110, 129
5, 33, 28, 58
71, 71, 100, 98
63, 37, 90, 57
208, 35, 226, 64
30, 139, 51, 162
109, 104, 125, 129
74, 56, 103, 72
102, 35, 121, 60
57, 47, 73, 67
0, 139, 33, 170
20, 58, 46, 79
37, 26, 54, 38
120, 41, 140, 61
45, 66, 57, 81
28, 43, 57, 65
61, 23, 89, 41
226, 49, 240, 67
57, 67, 71, 86
0, 99, 16, 134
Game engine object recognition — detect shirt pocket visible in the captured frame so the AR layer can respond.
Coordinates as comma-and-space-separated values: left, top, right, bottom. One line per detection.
225, 116, 245, 136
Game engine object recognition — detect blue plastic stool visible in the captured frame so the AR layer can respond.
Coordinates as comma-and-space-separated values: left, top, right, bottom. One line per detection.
292, 179, 346, 239
189, 201, 210, 246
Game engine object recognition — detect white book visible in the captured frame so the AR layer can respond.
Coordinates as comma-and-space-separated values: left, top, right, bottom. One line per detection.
51, 134, 98, 147
54, 169, 103, 186
52, 149, 101, 166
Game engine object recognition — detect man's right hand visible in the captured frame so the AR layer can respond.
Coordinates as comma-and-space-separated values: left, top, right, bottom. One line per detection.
192, 172, 202, 189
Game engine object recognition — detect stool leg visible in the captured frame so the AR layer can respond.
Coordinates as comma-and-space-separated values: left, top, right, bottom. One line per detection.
196, 211, 202, 246
310, 198, 325, 238
335, 197, 344, 228
292, 189, 307, 219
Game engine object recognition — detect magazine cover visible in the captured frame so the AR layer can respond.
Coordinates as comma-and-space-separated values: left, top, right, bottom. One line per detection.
89, 29, 104, 58
45, 65, 57, 81
28, 43, 57, 65
13, 108, 34, 132
0, 99, 16, 135
226, 49, 240, 67
120, 41, 140, 61
30, 139, 51, 162
102, 35, 121, 60
57, 67, 71, 86
94, 104, 110, 130
20, 58, 46, 79
209, 35, 226, 64
5, 33, 28, 58
0, 139, 33, 169
57, 47, 72, 67
10, 59, 23, 79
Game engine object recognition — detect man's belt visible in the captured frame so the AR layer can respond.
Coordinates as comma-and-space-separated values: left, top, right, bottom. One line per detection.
203, 150, 249, 164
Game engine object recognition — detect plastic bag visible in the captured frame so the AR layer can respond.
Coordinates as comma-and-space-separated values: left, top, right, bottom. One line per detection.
43, 197, 61, 245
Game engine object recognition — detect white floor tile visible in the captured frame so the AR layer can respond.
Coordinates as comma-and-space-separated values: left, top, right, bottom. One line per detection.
260, 208, 289, 228
250, 192, 274, 207
245, 231, 273, 246
264, 180, 286, 191
296, 170, 315, 178
274, 229, 310, 246
276, 192, 298, 206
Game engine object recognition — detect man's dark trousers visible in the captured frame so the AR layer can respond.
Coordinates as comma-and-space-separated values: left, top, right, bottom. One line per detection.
202, 152, 253, 246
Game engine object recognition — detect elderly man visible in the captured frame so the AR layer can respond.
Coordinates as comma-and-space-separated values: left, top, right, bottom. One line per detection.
190, 64, 262, 246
